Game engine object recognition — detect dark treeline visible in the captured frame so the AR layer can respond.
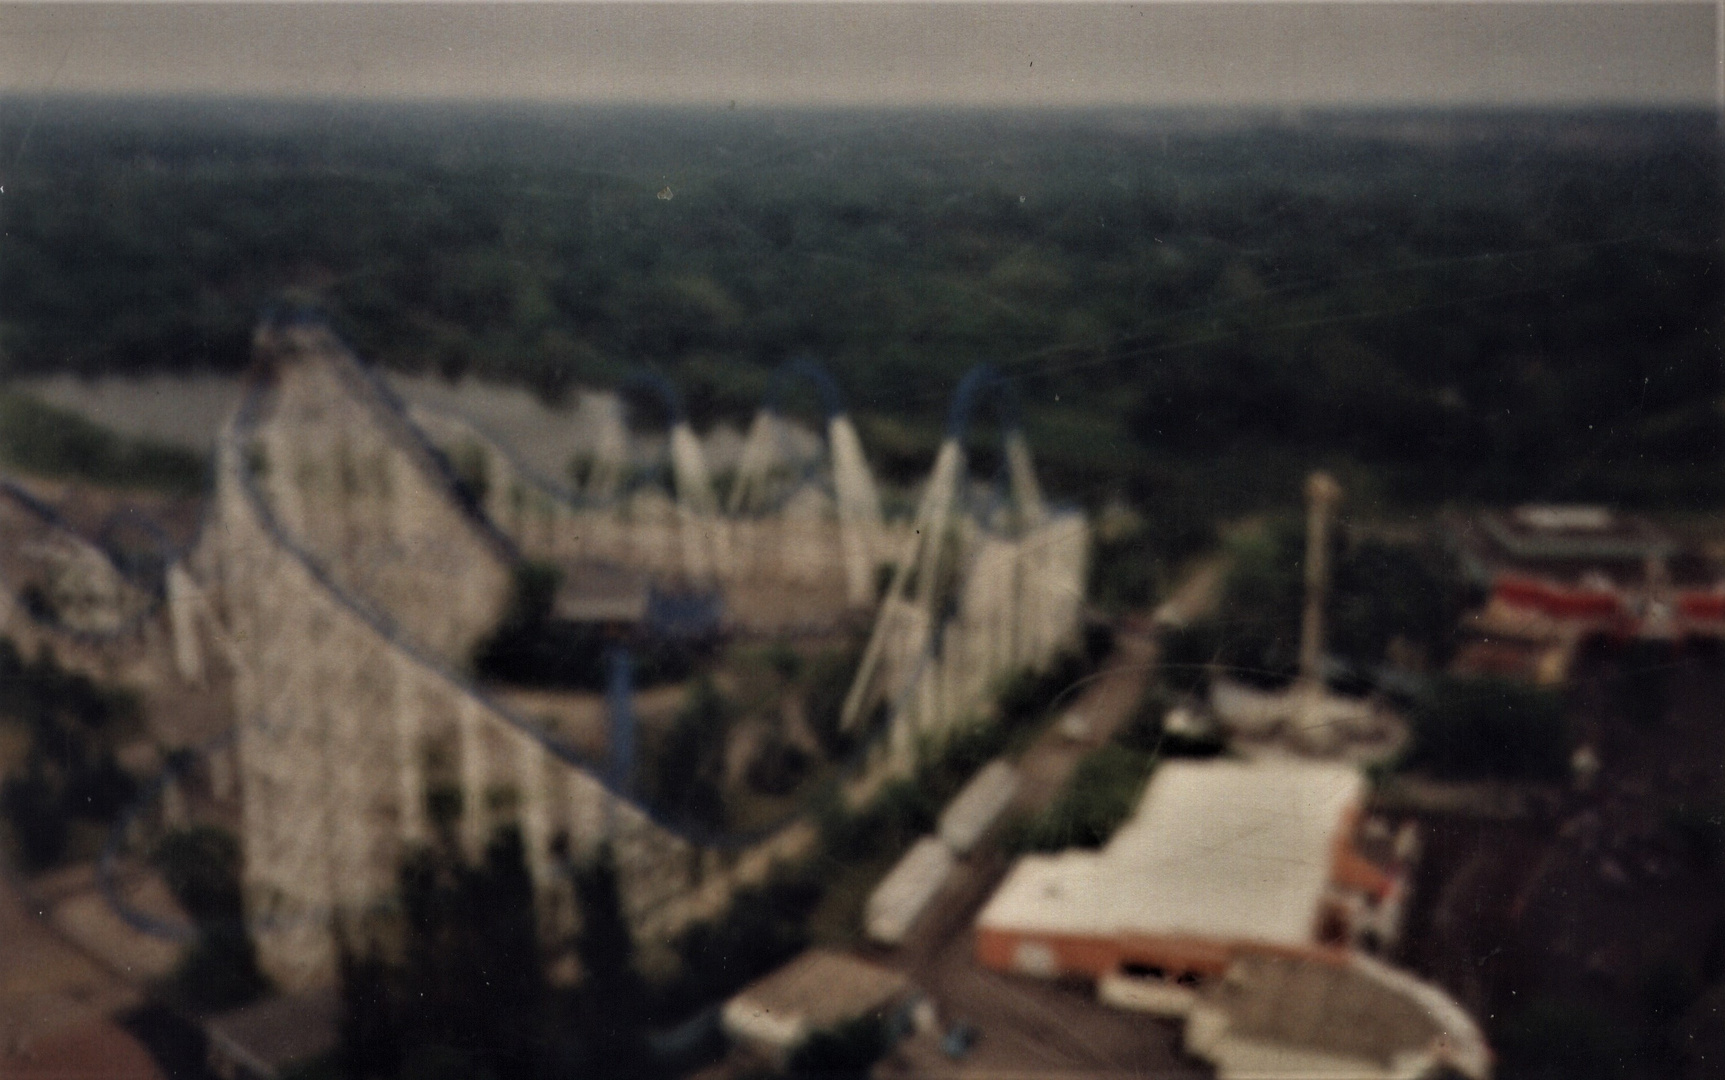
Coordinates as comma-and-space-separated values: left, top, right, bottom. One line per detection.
0, 100, 1717, 525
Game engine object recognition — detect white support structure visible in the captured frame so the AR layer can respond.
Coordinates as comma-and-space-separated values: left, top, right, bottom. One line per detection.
670, 420, 726, 583
585, 394, 630, 503
830, 413, 886, 607
841, 415, 1088, 772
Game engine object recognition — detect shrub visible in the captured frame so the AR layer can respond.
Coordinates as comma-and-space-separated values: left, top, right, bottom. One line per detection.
669, 871, 821, 1015
1115, 689, 1226, 761
170, 924, 268, 1010
2, 759, 68, 869
646, 678, 731, 828
996, 648, 1087, 732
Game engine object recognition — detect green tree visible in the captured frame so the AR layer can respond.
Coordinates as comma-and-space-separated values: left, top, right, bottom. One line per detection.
570, 844, 650, 1080
649, 678, 731, 827
337, 935, 401, 1080
152, 826, 267, 1009
1, 756, 68, 869
369, 827, 549, 1080
1399, 677, 1571, 782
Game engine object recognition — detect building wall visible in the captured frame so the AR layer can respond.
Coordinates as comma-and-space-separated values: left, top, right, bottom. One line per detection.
975, 925, 1296, 983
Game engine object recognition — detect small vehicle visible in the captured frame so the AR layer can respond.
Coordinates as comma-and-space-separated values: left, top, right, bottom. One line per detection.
941, 1020, 979, 1060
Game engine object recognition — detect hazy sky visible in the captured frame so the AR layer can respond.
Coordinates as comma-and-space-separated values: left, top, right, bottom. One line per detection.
0, 2, 1715, 108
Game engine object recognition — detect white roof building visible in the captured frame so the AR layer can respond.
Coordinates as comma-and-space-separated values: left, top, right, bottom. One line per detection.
977, 757, 1367, 977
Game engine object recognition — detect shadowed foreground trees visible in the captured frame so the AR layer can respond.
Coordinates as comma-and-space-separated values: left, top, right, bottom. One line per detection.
335, 830, 698, 1080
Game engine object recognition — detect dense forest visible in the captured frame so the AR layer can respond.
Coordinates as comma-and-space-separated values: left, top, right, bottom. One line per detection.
0, 101, 1717, 534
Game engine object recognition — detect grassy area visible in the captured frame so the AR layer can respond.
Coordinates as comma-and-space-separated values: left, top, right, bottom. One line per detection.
1002, 743, 1158, 853
0, 391, 207, 495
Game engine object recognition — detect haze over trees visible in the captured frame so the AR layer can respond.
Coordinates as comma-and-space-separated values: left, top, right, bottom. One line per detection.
0, 102, 1715, 529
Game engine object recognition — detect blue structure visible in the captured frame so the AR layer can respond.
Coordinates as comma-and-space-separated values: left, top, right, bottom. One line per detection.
606, 647, 637, 794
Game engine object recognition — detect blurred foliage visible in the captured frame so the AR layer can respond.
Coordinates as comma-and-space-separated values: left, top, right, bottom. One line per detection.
1115, 684, 1226, 760
1210, 518, 1470, 689
0, 637, 140, 869
0, 392, 207, 494
1397, 676, 1571, 782
801, 645, 863, 758
645, 677, 732, 829
1159, 621, 1222, 696
153, 825, 268, 1010
1004, 743, 1156, 853
338, 827, 565, 1080
152, 825, 245, 923
0, 102, 1716, 520
786, 1013, 891, 1080
1494, 997, 1637, 1080
1612, 638, 1677, 730
666, 870, 823, 1017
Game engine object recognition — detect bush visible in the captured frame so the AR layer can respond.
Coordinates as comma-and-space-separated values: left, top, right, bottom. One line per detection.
153, 825, 267, 1010
1613, 639, 1675, 729
996, 648, 1087, 732
821, 777, 938, 864
646, 678, 731, 828
1115, 686, 1226, 760
170, 924, 268, 1010
1493, 997, 1636, 1080
1398, 677, 1571, 782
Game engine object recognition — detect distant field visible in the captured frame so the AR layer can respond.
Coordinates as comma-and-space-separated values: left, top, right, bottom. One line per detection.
16, 373, 243, 452
12, 372, 823, 493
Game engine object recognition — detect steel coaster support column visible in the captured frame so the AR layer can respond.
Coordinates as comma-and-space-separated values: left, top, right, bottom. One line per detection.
727, 409, 784, 516
670, 420, 726, 582
1298, 471, 1343, 694
606, 648, 637, 794
1004, 429, 1046, 531
840, 436, 965, 733
829, 412, 885, 607
516, 732, 552, 887
165, 563, 206, 685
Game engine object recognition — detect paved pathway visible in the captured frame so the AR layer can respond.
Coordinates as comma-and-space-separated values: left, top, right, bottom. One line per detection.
872, 625, 1211, 1079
